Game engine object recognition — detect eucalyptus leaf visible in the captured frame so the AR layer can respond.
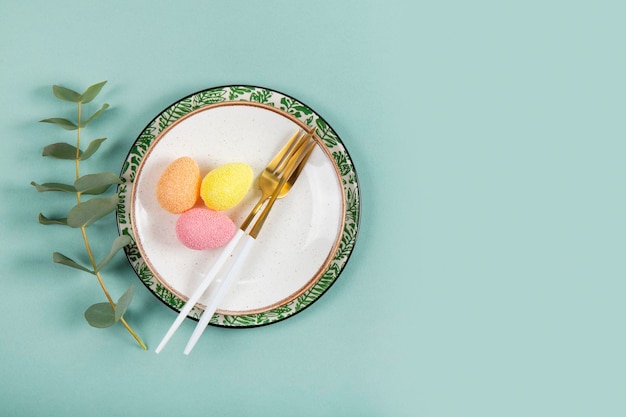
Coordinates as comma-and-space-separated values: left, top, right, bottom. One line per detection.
52, 252, 94, 274
31, 181, 76, 193
38, 213, 68, 225
66, 194, 118, 228
74, 172, 121, 194
95, 235, 132, 272
52, 85, 81, 102
80, 138, 107, 160
114, 285, 135, 322
42, 142, 79, 159
84, 185, 112, 195
80, 81, 107, 104
40, 117, 78, 131
80, 103, 109, 127
84, 302, 116, 328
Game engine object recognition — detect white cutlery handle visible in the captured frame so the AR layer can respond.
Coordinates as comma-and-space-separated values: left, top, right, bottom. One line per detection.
155, 229, 245, 353
184, 234, 256, 355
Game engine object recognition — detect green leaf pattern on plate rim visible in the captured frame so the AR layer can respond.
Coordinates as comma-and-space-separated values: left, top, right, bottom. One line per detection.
116, 85, 360, 327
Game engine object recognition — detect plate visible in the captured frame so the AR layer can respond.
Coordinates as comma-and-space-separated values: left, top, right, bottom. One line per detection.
117, 85, 360, 327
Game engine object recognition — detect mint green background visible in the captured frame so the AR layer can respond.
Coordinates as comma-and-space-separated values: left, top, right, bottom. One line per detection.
1, 1, 625, 416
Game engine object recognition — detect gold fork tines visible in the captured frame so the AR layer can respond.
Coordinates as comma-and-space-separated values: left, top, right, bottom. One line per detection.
248, 135, 316, 238
240, 129, 315, 231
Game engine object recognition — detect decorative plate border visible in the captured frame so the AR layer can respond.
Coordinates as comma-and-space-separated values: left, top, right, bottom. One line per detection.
116, 85, 360, 327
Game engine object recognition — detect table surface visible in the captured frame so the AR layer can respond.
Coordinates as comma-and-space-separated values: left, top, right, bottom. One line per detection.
2, 1, 626, 416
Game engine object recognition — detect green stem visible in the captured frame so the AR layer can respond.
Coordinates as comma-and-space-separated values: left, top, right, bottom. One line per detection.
76, 102, 82, 179
75, 101, 147, 350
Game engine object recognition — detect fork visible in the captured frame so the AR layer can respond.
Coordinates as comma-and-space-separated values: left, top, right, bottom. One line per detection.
155, 129, 317, 354
182, 132, 316, 354
239, 129, 306, 230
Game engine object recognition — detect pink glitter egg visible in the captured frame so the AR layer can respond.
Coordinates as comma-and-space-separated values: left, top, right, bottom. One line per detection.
175, 207, 236, 250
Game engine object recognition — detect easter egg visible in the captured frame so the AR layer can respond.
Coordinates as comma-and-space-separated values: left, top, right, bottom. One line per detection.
156, 157, 200, 214
175, 207, 237, 250
200, 162, 253, 211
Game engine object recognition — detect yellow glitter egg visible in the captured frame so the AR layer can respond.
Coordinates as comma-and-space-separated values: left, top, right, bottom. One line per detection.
200, 162, 253, 211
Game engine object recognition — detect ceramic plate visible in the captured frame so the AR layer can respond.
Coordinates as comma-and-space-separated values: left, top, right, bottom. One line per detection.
117, 85, 360, 327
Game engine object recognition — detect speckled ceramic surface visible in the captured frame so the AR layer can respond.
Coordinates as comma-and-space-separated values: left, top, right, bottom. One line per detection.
117, 85, 360, 327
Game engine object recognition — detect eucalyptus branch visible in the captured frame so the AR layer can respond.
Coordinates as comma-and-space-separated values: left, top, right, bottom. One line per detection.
32, 81, 146, 350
